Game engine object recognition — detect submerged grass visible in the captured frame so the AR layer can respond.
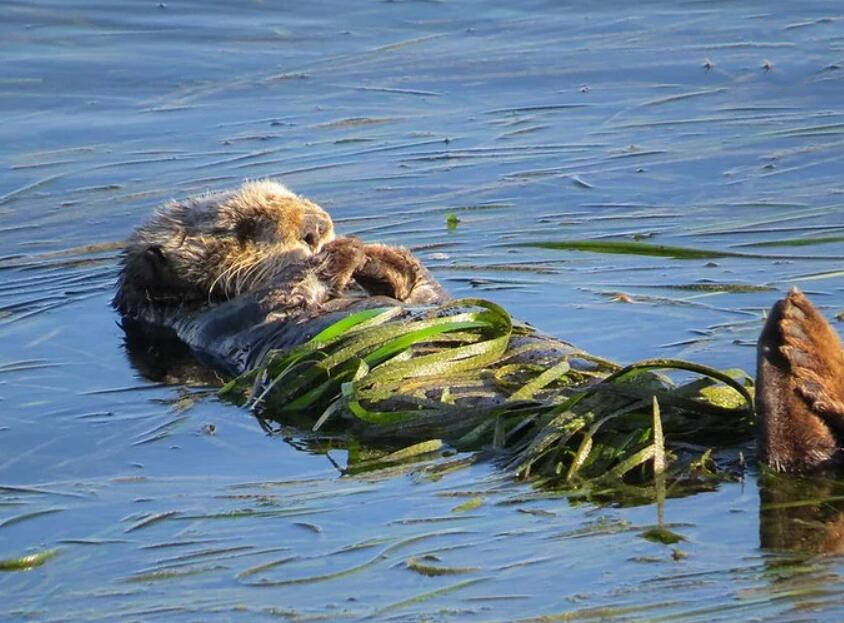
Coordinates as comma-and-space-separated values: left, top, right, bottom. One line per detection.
221, 298, 754, 497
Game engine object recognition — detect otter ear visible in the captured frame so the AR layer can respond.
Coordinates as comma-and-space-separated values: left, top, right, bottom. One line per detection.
113, 245, 168, 314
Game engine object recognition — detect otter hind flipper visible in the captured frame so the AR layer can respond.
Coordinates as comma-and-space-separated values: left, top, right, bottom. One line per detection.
779, 288, 844, 426
757, 288, 844, 472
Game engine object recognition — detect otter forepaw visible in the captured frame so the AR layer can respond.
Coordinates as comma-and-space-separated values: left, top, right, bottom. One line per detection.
314, 237, 368, 293
353, 244, 420, 301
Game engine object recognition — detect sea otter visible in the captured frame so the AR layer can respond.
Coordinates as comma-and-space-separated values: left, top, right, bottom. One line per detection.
115, 180, 615, 460
114, 179, 844, 474
114, 180, 452, 377
114, 179, 447, 322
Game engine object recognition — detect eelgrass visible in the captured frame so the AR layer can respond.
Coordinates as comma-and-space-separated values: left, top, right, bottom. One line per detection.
0, 548, 59, 572
220, 298, 754, 493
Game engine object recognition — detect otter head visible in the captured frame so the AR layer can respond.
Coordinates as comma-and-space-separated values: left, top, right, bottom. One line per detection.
113, 179, 334, 316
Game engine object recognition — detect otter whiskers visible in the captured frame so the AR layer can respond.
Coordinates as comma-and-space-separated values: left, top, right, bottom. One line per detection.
210, 247, 302, 301
208, 252, 259, 300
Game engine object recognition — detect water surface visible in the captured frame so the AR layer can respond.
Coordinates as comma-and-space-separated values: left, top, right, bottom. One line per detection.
2, 1, 844, 621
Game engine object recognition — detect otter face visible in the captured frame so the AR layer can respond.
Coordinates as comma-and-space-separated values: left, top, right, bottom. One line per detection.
114, 180, 334, 315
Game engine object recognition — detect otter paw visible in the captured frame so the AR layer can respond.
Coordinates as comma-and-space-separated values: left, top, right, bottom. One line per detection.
314, 237, 368, 292
354, 244, 420, 300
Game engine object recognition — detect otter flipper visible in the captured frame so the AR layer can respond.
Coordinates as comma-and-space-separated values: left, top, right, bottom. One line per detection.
757, 288, 844, 472
779, 289, 844, 425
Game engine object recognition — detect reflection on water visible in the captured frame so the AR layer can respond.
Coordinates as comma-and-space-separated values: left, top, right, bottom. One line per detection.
2, 0, 844, 620
120, 319, 228, 387
760, 472, 844, 555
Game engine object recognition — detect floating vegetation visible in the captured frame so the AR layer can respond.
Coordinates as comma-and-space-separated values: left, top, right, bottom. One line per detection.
737, 235, 844, 248
640, 526, 686, 544
121, 564, 220, 583
515, 240, 748, 259
623, 282, 776, 293
0, 548, 59, 571
452, 497, 484, 513
371, 577, 489, 618
221, 298, 754, 496
513, 239, 844, 261
406, 555, 479, 576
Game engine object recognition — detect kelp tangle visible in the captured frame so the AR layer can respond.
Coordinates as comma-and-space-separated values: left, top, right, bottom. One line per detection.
220, 298, 754, 496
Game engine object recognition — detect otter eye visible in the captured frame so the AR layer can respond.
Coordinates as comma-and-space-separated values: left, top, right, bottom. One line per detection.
303, 232, 318, 250
234, 219, 259, 243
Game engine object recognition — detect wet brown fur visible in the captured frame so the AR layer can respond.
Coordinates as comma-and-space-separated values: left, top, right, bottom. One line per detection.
113, 179, 446, 321
757, 288, 844, 472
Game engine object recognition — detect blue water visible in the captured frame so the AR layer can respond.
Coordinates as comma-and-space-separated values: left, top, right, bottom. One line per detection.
2, 1, 844, 621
